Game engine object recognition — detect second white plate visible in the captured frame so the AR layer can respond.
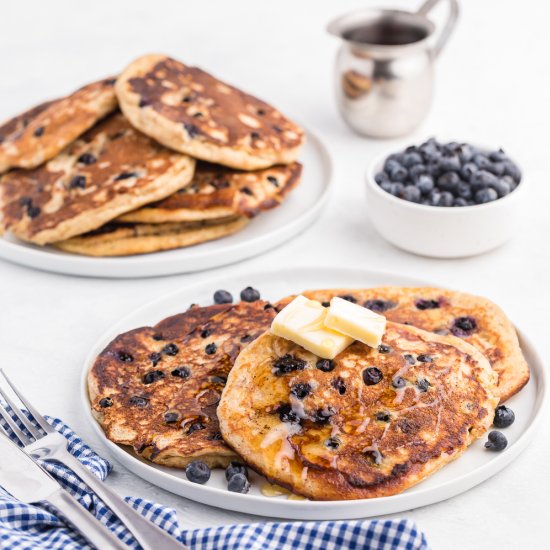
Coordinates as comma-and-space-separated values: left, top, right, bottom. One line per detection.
80, 267, 546, 520
0, 131, 332, 278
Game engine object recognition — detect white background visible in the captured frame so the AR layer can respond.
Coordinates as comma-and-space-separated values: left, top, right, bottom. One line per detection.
1, 1, 549, 548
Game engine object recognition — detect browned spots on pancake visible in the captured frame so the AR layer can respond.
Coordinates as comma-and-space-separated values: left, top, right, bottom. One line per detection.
89, 301, 277, 468
128, 57, 303, 151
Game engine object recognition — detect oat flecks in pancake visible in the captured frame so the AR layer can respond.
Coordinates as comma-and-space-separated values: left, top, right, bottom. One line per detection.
218, 323, 498, 500
299, 287, 529, 402
88, 300, 278, 468
118, 161, 302, 223
116, 54, 304, 170
54, 216, 249, 256
0, 112, 195, 245
0, 78, 118, 173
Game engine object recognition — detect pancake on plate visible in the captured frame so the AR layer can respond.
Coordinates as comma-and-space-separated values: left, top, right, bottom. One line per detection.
54, 216, 248, 256
118, 161, 302, 224
0, 112, 195, 245
218, 322, 499, 500
88, 300, 278, 468
0, 78, 117, 173
116, 54, 304, 170
298, 288, 529, 402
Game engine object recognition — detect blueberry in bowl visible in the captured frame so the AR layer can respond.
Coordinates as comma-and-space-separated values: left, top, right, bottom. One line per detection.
365, 138, 527, 258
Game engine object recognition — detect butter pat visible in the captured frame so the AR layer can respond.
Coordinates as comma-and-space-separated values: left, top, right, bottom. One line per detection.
324, 297, 386, 348
271, 295, 353, 359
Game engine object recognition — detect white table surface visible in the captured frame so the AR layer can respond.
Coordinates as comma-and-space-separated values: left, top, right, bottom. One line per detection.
1, 1, 549, 548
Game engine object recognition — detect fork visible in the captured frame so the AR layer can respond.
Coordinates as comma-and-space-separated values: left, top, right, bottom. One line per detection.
0, 369, 185, 550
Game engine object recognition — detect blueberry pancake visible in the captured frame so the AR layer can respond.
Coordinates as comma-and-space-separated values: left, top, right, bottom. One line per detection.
218, 323, 498, 500
118, 161, 302, 224
0, 112, 195, 245
299, 288, 529, 402
0, 78, 117, 173
88, 300, 278, 468
116, 54, 304, 170
54, 216, 248, 256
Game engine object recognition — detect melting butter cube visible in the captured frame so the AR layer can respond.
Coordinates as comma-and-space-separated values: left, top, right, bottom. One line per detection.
271, 295, 354, 359
324, 296, 386, 348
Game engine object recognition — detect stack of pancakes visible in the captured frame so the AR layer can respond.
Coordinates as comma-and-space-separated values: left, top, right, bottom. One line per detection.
88, 286, 529, 500
0, 54, 304, 256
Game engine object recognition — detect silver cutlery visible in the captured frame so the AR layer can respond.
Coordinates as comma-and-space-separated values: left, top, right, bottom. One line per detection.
0, 369, 185, 550
0, 428, 127, 549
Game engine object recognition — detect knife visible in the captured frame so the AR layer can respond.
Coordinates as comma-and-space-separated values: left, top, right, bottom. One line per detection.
0, 433, 127, 549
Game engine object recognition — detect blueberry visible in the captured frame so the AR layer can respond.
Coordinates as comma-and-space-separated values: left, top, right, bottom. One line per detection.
389, 165, 408, 183
332, 377, 346, 395
227, 473, 250, 493
291, 382, 311, 399
503, 161, 521, 183
69, 175, 86, 189
276, 403, 300, 424
380, 181, 393, 194
417, 354, 433, 363
171, 366, 190, 378
484, 431, 507, 451
378, 344, 392, 353
225, 461, 248, 481
129, 396, 148, 407
456, 181, 473, 199
117, 351, 133, 362
33, 126, 45, 137
325, 437, 340, 449
492, 179, 511, 198
470, 169, 498, 190
99, 397, 113, 408
439, 154, 461, 172
316, 358, 335, 372
383, 158, 401, 173
200, 329, 212, 338
419, 138, 440, 158
415, 299, 439, 310
214, 290, 233, 304
493, 405, 515, 428
454, 197, 469, 207
437, 172, 460, 193
338, 294, 357, 303
402, 185, 421, 203
414, 174, 434, 194
188, 422, 206, 434
485, 162, 505, 177
457, 143, 475, 163
451, 316, 477, 337
375, 171, 389, 184
389, 182, 405, 197
363, 367, 383, 386
489, 149, 508, 162
313, 407, 334, 424
402, 152, 423, 167
149, 351, 162, 366
78, 153, 97, 165
164, 411, 179, 423
475, 188, 498, 204
143, 370, 165, 384
273, 354, 307, 375
205, 343, 217, 355
501, 175, 517, 191
364, 299, 395, 313
392, 377, 406, 389
439, 191, 454, 207
240, 286, 260, 302
409, 164, 427, 181
473, 154, 491, 170
417, 378, 431, 392
427, 190, 442, 206
114, 171, 138, 181
376, 411, 391, 422
186, 461, 211, 484
461, 162, 478, 181
27, 205, 41, 218
163, 343, 179, 356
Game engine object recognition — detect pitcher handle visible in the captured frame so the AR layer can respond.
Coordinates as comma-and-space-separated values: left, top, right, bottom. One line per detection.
417, 0, 460, 58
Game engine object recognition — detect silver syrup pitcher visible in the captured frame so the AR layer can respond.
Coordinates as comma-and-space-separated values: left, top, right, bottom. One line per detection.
327, 0, 459, 138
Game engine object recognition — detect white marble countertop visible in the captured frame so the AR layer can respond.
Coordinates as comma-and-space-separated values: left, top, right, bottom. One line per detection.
0, 0, 549, 548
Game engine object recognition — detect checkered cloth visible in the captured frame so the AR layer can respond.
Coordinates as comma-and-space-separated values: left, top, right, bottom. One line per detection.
0, 416, 429, 549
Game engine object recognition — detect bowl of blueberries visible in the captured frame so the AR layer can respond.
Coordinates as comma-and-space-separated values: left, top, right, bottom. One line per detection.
365, 138, 526, 257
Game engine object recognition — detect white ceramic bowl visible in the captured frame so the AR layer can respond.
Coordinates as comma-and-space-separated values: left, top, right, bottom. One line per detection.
365, 143, 527, 258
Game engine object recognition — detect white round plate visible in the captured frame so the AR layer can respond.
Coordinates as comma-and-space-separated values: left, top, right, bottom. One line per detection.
0, 131, 332, 279
81, 267, 546, 520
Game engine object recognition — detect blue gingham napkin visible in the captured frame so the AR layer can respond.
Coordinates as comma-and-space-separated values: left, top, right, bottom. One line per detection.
0, 416, 429, 549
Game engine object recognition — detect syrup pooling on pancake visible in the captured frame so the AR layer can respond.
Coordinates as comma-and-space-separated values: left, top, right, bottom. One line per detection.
218, 322, 498, 500
89, 301, 278, 468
